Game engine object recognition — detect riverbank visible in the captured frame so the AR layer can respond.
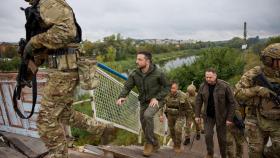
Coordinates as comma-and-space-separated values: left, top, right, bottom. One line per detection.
103, 49, 202, 73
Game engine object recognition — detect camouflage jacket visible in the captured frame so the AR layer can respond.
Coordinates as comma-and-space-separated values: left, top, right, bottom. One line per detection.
195, 79, 236, 125
118, 64, 169, 104
235, 66, 280, 119
164, 90, 192, 116
186, 92, 197, 110
30, 0, 77, 50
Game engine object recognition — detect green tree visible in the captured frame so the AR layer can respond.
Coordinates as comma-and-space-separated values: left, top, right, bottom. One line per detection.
265, 36, 280, 46
167, 47, 245, 90
82, 40, 94, 56
106, 46, 117, 62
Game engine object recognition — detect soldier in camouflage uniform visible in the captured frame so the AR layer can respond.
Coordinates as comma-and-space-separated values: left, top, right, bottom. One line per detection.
161, 81, 191, 153
22, 0, 113, 157
235, 43, 280, 158
184, 83, 201, 145
226, 107, 245, 158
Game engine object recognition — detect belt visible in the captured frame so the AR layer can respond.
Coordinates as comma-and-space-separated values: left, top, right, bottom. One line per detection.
167, 107, 179, 110
48, 47, 79, 70
49, 47, 77, 56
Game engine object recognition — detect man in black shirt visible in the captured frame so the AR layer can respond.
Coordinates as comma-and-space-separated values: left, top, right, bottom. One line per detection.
207, 84, 216, 118
195, 68, 235, 158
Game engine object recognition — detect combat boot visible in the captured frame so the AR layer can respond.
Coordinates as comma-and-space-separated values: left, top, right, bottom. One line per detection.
153, 143, 160, 152
66, 136, 75, 148
201, 129, 205, 134
173, 144, 181, 153
183, 137, 190, 145
196, 133, 201, 140
204, 153, 214, 158
100, 124, 116, 145
143, 143, 153, 157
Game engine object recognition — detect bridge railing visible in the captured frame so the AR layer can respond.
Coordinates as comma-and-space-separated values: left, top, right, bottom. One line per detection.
93, 63, 168, 138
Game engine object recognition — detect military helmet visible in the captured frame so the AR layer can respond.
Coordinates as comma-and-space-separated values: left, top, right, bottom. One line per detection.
261, 43, 280, 66
24, 0, 36, 5
187, 83, 196, 94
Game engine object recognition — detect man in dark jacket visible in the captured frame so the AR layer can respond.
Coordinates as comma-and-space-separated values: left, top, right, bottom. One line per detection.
195, 68, 235, 158
116, 51, 169, 157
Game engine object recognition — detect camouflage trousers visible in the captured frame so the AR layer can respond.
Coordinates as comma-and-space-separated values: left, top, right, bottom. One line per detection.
226, 126, 244, 158
168, 114, 185, 146
185, 112, 201, 138
140, 102, 163, 146
37, 69, 107, 158
246, 115, 280, 158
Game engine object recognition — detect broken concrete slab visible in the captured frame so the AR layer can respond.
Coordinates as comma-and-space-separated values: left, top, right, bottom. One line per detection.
0, 147, 28, 158
84, 144, 105, 156
97, 145, 204, 158
0, 131, 48, 158
68, 149, 102, 158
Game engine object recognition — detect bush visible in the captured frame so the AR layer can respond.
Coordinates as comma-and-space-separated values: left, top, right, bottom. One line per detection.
0, 57, 20, 72
167, 47, 245, 90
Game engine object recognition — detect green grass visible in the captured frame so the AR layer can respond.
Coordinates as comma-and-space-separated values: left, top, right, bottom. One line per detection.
112, 129, 138, 145
242, 52, 261, 72
226, 52, 261, 86
71, 94, 101, 146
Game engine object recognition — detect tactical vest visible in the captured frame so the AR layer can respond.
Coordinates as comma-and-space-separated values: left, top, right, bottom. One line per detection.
25, 0, 83, 71
165, 91, 187, 115
257, 76, 280, 120
25, 0, 82, 43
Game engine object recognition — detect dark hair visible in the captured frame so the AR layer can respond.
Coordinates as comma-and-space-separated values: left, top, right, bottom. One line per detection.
205, 67, 217, 74
137, 51, 152, 63
170, 80, 179, 87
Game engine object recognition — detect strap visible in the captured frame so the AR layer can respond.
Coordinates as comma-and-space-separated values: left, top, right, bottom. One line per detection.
13, 75, 37, 119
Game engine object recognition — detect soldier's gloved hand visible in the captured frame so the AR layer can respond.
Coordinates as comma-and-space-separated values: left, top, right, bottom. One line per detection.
257, 87, 273, 98
23, 41, 35, 61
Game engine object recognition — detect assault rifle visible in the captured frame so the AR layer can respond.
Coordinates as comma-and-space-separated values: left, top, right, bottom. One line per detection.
12, 6, 39, 119
253, 73, 280, 106
233, 112, 248, 144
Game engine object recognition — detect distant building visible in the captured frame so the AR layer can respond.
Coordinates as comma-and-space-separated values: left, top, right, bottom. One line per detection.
134, 38, 197, 45
0, 42, 18, 58
241, 44, 248, 50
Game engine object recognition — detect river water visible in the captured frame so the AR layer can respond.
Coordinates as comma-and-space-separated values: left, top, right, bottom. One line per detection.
159, 55, 197, 71
120, 55, 197, 77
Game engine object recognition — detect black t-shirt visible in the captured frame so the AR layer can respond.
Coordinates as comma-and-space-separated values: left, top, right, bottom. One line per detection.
207, 84, 216, 118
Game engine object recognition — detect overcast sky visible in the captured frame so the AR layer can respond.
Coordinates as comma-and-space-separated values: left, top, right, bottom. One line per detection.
0, 0, 279, 42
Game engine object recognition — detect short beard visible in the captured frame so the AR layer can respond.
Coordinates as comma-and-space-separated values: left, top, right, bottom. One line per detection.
207, 80, 216, 85
137, 64, 146, 69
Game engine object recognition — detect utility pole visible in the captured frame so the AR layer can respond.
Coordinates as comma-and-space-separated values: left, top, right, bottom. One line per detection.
242, 22, 248, 50
244, 22, 247, 43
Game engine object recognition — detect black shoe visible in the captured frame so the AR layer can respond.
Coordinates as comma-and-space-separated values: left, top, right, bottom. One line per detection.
196, 133, 200, 140
183, 138, 190, 145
